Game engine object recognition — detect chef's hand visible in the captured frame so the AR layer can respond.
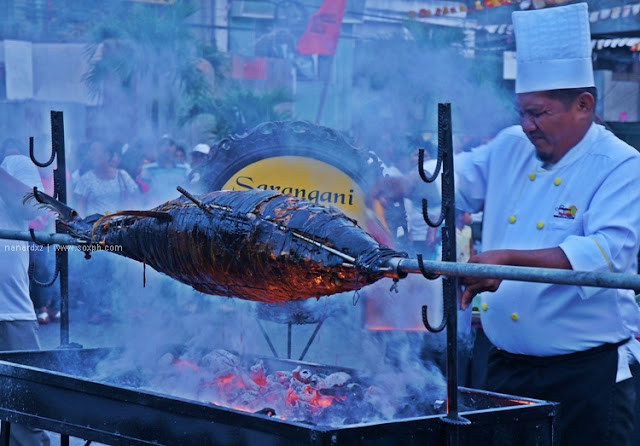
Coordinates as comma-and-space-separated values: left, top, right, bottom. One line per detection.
459, 250, 509, 310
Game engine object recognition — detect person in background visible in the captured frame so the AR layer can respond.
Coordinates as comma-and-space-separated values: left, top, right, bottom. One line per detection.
184, 143, 211, 192
139, 135, 189, 205
120, 139, 151, 197
174, 144, 190, 172
73, 140, 140, 324
373, 4, 640, 445
0, 137, 51, 445
69, 141, 92, 187
455, 210, 474, 264
190, 143, 210, 169
73, 140, 140, 215
0, 139, 60, 325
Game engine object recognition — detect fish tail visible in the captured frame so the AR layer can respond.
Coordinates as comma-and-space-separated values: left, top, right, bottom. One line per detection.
23, 188, 80, 222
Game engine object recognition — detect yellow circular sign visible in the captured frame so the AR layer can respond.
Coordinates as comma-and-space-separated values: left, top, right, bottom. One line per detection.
221, 156, 367, 223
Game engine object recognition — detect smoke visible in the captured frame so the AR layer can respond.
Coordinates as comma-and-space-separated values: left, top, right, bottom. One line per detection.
79, 271, 452, 425
351, 27, 516, 159
0, 2, 507, 427
60, 243, 467, 427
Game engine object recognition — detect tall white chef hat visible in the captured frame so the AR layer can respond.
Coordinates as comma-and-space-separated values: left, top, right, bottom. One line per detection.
513, 3, 594, 94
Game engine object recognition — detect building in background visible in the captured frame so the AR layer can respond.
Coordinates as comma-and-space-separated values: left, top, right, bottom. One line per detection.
0, 0, 639, 150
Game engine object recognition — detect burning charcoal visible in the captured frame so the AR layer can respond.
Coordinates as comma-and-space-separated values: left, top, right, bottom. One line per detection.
292, 366, 312, 383
285, 387, 299, 406
346, 382, 364, 399
309, 374, 325, 388
200, 350, 243, 378
254, 407, 276, 417
319, 382, 363, 399
250, 360, 267, 386
323, 372, 350, 388
275, 370, 292, 384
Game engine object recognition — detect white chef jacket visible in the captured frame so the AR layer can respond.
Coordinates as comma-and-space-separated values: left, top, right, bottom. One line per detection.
0, 155, 44, 321
453, 123, 640, 379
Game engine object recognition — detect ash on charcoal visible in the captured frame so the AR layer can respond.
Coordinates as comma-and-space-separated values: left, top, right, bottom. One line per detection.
88, 346, 446, 427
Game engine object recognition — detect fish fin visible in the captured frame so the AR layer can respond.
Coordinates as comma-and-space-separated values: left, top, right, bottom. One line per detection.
23, 188, 80, 222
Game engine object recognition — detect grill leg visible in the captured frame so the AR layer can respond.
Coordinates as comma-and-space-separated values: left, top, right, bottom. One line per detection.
1, 421, 10, 446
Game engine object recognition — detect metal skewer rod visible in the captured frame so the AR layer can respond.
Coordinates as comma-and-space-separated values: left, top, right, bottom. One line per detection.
176, 186, 232, 212
177, 186, 356, 263
5, 228, 636, 291
383, 257, 640, 291
289, 231, 356, 263
0, 229, 81, 246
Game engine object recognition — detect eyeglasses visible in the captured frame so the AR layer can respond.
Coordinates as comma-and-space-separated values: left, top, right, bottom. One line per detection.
515, 104, 568, 126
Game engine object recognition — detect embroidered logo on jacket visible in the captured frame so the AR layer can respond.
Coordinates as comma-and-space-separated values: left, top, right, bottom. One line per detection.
554, 205, 577, 219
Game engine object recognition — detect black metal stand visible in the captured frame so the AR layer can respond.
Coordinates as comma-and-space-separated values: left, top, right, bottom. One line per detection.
416, 104, 471, 444
29, 111, 77, 349
27, 111, 80, 446
256, 316, 326, 361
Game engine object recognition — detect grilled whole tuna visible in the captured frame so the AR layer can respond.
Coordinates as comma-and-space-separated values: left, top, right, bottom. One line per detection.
25, 188, 404, 303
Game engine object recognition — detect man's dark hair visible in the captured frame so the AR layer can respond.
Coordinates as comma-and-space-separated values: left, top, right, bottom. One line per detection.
545, 87, 598, 108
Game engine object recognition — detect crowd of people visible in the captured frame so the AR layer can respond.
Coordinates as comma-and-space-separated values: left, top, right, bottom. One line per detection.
0, 135, 214, 326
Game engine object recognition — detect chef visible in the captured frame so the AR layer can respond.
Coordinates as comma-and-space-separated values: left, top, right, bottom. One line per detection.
372, 3, 640, 445
454, 4, 640, 445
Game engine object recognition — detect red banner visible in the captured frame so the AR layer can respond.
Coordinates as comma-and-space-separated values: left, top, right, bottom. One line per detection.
231, 55, 268, 80
296, 0, 347, 56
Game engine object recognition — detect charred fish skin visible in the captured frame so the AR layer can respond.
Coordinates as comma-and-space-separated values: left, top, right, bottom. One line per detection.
27, 188, 404, 302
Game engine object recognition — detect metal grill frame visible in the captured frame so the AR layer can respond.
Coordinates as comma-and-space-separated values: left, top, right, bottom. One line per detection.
0, 348, 557, 446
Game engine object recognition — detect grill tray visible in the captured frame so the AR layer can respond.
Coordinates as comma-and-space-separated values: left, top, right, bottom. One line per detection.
0, 348, 557, 446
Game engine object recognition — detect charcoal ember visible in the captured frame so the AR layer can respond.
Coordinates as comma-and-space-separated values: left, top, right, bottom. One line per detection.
292, 366, 312, 383
233, 390, 264, 411
96, 347, 386, 426
320, 382, 363, 399
250, 360, 267, 386
309, 374, 323, 387
254, 407, 276, 417
200, 349, 242, 372
323, 371, 351, 388
275, 370, 292, 384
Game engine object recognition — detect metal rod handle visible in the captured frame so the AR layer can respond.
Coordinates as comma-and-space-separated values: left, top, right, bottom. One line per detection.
0, 229, 80, 246
384, 257, 640, 291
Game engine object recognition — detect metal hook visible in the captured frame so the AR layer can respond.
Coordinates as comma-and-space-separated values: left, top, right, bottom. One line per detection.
422, 302, 446, 333
417, 253, 440, 280
28, 228, 50, 247
417, 253, 446, 332
418, 148, 441, 183
28, 247, 60, 288
29, 136, 56, 168
422, 198, 446, 228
